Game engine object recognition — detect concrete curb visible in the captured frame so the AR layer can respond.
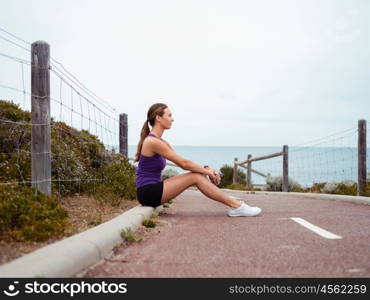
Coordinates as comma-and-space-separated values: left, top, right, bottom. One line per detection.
0, 205, 162, 278
221, 189, 370, 205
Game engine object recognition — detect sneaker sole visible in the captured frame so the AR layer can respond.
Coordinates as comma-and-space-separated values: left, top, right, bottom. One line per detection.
228, 208, 262, 217
228, 212, 261, 217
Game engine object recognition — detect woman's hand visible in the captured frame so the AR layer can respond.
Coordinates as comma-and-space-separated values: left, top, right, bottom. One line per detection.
206, 168, 221, 186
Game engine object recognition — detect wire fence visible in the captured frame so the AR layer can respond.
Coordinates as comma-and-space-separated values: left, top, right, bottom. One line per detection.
0, 27, 125, 198
233, 124, 368, 194
289, 128, 359, 188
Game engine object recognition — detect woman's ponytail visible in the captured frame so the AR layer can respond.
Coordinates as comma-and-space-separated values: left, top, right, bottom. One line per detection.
134, 103, 168, 163
134, 121, 150, 162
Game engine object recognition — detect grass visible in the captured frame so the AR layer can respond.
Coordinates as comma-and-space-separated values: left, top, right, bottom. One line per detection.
150, 212, 159, 219
120, 228, 142, 242
142, 218, 157, 228
87, 218, 102, 226
121, 208, 164, 243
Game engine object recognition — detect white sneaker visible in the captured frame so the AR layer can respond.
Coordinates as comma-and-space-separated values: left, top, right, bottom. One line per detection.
228, 202, 261, 217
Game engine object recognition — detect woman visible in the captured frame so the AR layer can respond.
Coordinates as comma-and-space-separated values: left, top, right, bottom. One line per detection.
135, 103, 261, 217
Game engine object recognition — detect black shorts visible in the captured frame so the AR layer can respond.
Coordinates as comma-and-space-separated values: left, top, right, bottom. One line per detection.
136, 181, 164, 208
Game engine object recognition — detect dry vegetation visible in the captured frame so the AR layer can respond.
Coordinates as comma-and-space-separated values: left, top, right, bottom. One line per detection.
0, 195, 138, 266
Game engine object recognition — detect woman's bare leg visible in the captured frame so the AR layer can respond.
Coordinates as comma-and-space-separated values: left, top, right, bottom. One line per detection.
161, 172, 241, 208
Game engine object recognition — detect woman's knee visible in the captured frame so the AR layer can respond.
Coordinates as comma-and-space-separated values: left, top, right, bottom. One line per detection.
161, 172, 198, 202
165, 172, 206, 187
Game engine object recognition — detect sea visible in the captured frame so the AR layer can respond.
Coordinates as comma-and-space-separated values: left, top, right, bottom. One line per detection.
128, 145, 369, 187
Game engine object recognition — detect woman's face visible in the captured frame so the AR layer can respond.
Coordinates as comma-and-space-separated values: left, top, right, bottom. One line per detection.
157, 107, 174, 129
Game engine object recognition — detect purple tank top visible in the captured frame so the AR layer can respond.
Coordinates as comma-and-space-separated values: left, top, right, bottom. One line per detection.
136, 133, 167, 188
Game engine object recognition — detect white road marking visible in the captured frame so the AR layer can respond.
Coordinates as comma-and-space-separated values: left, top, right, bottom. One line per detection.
290, 217, 342, 239
348, 268, 363, 273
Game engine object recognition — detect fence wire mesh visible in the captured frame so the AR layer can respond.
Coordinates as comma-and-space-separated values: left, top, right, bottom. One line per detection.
0, 29, 130, 201
233, 126, 366, 193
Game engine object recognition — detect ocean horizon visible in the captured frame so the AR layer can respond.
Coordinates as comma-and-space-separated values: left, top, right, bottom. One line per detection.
128, 145, 369, 187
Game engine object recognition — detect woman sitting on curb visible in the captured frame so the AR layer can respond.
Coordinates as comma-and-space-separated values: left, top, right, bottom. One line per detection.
134, 103, 261, 217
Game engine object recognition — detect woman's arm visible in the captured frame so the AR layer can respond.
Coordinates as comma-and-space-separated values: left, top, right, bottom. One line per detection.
183, 160, 213, 175
150, 138, 212, 176
185, 162, 220, 185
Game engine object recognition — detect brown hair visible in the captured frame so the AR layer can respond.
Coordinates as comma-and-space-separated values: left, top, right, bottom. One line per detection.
134, 103, 168, 162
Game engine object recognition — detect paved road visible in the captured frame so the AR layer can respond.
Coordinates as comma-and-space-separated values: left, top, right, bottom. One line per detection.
75, 190, 370, 278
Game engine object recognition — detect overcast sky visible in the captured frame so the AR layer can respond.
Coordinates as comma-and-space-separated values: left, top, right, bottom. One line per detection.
1, 0, 369, 147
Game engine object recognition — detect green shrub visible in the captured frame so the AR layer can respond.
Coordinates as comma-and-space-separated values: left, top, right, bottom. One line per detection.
0, 184, 68, 241
219, 164, 246, 188
303, 180, 361, 196
225, 183, 247, 191
0, 100, 31, 123
0, 101, 32, 184
94, 154, 136, 206
51, 122, 106, 196
307, 182, 326, 193
0, 99, 138, 242
266, 175, 301, 192
0, 99, 136, 202
321, 180, 357, 196
334, 182, 357, 196
366, 173, 370, 197
321, 182, 337, 193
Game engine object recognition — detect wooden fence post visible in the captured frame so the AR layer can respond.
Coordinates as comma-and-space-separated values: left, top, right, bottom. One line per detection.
31, 41, 51, 195
246, 154, 252, 189
119, 113, 128, 157
282, 145, 289, 192
233, 157, 238, 184
358, 119, 367, 196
